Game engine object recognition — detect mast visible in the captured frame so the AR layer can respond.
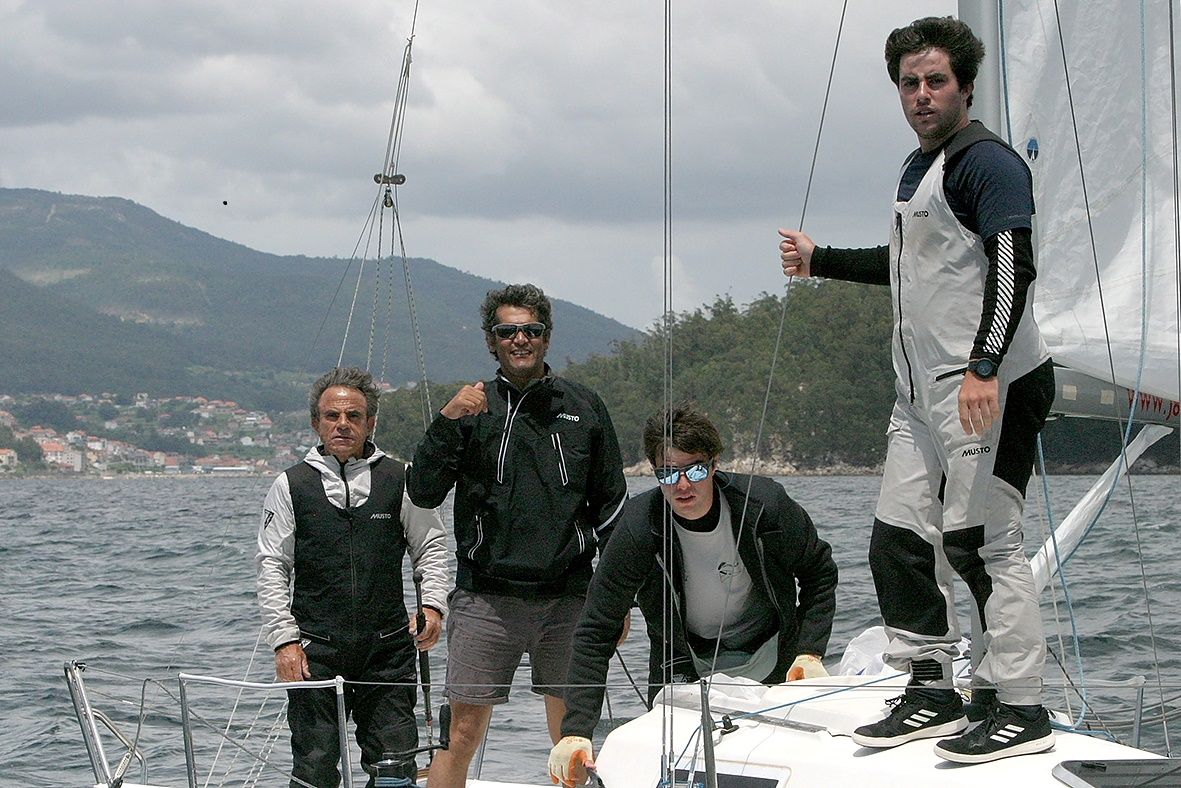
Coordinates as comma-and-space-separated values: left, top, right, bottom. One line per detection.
958, 1, 1004, 134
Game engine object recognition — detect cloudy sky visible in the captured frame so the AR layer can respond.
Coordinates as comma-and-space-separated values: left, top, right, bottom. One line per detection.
3, 0, 957, 329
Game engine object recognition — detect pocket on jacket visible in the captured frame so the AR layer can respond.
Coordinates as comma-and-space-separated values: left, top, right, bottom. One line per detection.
547, 427, 590, 490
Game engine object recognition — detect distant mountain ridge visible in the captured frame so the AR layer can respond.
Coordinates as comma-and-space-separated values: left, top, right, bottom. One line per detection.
0, 188, 642, 410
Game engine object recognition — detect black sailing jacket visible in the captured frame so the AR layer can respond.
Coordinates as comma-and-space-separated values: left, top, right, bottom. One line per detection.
561, 471, 838, 740
408, 370, 628, 598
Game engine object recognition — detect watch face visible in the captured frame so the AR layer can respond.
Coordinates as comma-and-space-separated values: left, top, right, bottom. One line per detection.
973, 359, 997, 378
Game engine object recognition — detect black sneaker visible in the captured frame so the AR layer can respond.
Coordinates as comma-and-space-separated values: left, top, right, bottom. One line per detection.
852, 692, 967, 748
934, 704, 1054, 764
963, 687, 998, 723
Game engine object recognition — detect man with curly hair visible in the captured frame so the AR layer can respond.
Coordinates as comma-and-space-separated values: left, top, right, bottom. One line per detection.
409, 283, 628, 788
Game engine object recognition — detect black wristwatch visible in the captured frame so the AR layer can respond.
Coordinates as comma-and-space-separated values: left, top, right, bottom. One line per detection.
968, 358, 998, 379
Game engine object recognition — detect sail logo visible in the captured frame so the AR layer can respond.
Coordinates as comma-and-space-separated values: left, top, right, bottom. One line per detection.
961, 445, 991, 457
1026, 137, 1039, 161
557, 413, 580, 422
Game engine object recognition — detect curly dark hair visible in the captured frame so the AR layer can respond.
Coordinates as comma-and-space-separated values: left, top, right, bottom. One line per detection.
480, 283, 554, 355
308, 366, 380, 421
642, 403, 724, 466
885, 16, 985, 107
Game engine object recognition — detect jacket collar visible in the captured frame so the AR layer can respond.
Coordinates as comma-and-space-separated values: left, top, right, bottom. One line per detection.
495, 363, 554, 395
306, 440, 384, 476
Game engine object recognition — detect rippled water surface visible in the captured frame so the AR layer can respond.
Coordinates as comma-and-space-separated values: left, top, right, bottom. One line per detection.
3, 474, 1178, 785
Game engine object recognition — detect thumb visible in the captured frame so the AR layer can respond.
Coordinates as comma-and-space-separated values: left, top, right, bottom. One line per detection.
787, 666, 804, 682
473, 381, 485, 391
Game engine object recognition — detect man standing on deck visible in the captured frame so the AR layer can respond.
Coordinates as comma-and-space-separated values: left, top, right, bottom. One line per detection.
256, 366, 450, 787
548, 404, 838, 787
777, 17, 1056, 764
407, 283, 629, 788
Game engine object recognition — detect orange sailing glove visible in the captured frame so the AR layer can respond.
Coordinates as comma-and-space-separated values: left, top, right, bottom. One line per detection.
548, 735, 593, 787
787, 653, 828, 681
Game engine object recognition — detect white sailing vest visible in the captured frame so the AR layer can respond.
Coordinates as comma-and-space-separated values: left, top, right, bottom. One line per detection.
888, 148, 1048, 404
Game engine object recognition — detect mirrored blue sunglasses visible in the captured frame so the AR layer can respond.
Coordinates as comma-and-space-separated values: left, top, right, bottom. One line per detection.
654, 461, 712, 486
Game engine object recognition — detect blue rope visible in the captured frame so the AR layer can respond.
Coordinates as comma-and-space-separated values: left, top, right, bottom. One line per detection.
1037, 437, 1091, 728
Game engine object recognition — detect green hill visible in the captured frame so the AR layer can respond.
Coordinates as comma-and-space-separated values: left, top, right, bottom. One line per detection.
0, 188, 641, 409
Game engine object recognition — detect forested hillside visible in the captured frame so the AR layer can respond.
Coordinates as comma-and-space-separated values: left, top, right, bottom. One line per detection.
377, 282, 898, 467
375, 281, 1179, 472
0, 188, 640, 409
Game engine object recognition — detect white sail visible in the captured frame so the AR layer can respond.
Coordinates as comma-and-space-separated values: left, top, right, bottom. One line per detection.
1002, 1, 1180, 403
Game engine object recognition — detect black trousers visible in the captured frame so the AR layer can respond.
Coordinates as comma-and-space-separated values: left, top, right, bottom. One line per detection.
287, 633, 418, 788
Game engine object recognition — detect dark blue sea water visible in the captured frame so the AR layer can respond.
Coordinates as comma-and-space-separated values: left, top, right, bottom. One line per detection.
3, 474, 1178, 786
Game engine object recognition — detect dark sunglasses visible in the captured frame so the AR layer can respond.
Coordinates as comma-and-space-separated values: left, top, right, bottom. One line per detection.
654, 461, 712, 486
491, 322, 547, 340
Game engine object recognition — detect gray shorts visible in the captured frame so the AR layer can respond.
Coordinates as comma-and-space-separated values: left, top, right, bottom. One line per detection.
443, 588, 584, 704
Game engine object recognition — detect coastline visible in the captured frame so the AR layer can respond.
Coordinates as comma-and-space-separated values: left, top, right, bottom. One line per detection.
622, 458, 882, 477
4, 457, 1177, 480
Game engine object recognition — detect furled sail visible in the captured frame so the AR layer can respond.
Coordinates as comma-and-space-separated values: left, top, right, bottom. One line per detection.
1002, 1, 1180, 404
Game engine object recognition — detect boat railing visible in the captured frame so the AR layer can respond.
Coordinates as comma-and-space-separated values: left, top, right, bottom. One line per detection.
177, 671, 359, 788
65, 660, 149, 787
64, 659, 1159, 787
66, 659, 440, 788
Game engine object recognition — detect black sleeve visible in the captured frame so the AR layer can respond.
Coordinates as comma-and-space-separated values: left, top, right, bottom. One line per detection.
811, 245, 890, 286
586, 393, 628, 548
406, 413, 466, 508
561, 513, 656, 740
780, 493, 838, 658
972, 227, 1036, 365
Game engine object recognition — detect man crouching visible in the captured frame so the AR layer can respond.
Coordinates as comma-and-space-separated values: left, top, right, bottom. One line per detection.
549, 404, 838, 785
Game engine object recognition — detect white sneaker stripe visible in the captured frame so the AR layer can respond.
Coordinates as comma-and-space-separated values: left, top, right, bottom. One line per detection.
989, 724, 1026, 744
902, 709, 940, 728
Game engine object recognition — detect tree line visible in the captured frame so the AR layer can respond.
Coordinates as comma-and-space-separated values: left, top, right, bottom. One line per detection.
375, 281, 898, 469
374, 278, 1180, 473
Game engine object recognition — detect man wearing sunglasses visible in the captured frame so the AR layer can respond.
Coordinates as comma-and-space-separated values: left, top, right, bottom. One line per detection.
549, 405, 838, 787
408, 283, 628, 788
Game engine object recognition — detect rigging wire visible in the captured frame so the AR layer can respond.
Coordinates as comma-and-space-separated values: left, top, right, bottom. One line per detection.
659, 2, 676, 783
1040, 0, 1116, 729
700, 0, 850, 694
1168, 0, 1181, 495
368, 202, 388, 372
333, 193, 384, 369
1123, 0, 1171, 753
1002, 0, 1093, 732
76, 4, 440, 782
998, 0, 1087, 728
1017, 0, 1174, 753
336, 0, 434, 428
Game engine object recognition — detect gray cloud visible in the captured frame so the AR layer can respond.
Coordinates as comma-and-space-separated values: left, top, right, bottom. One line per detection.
3, 0, 955, 328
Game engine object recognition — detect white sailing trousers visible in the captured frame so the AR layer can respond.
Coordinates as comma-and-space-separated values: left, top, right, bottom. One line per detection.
871, 361, 1054, 706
